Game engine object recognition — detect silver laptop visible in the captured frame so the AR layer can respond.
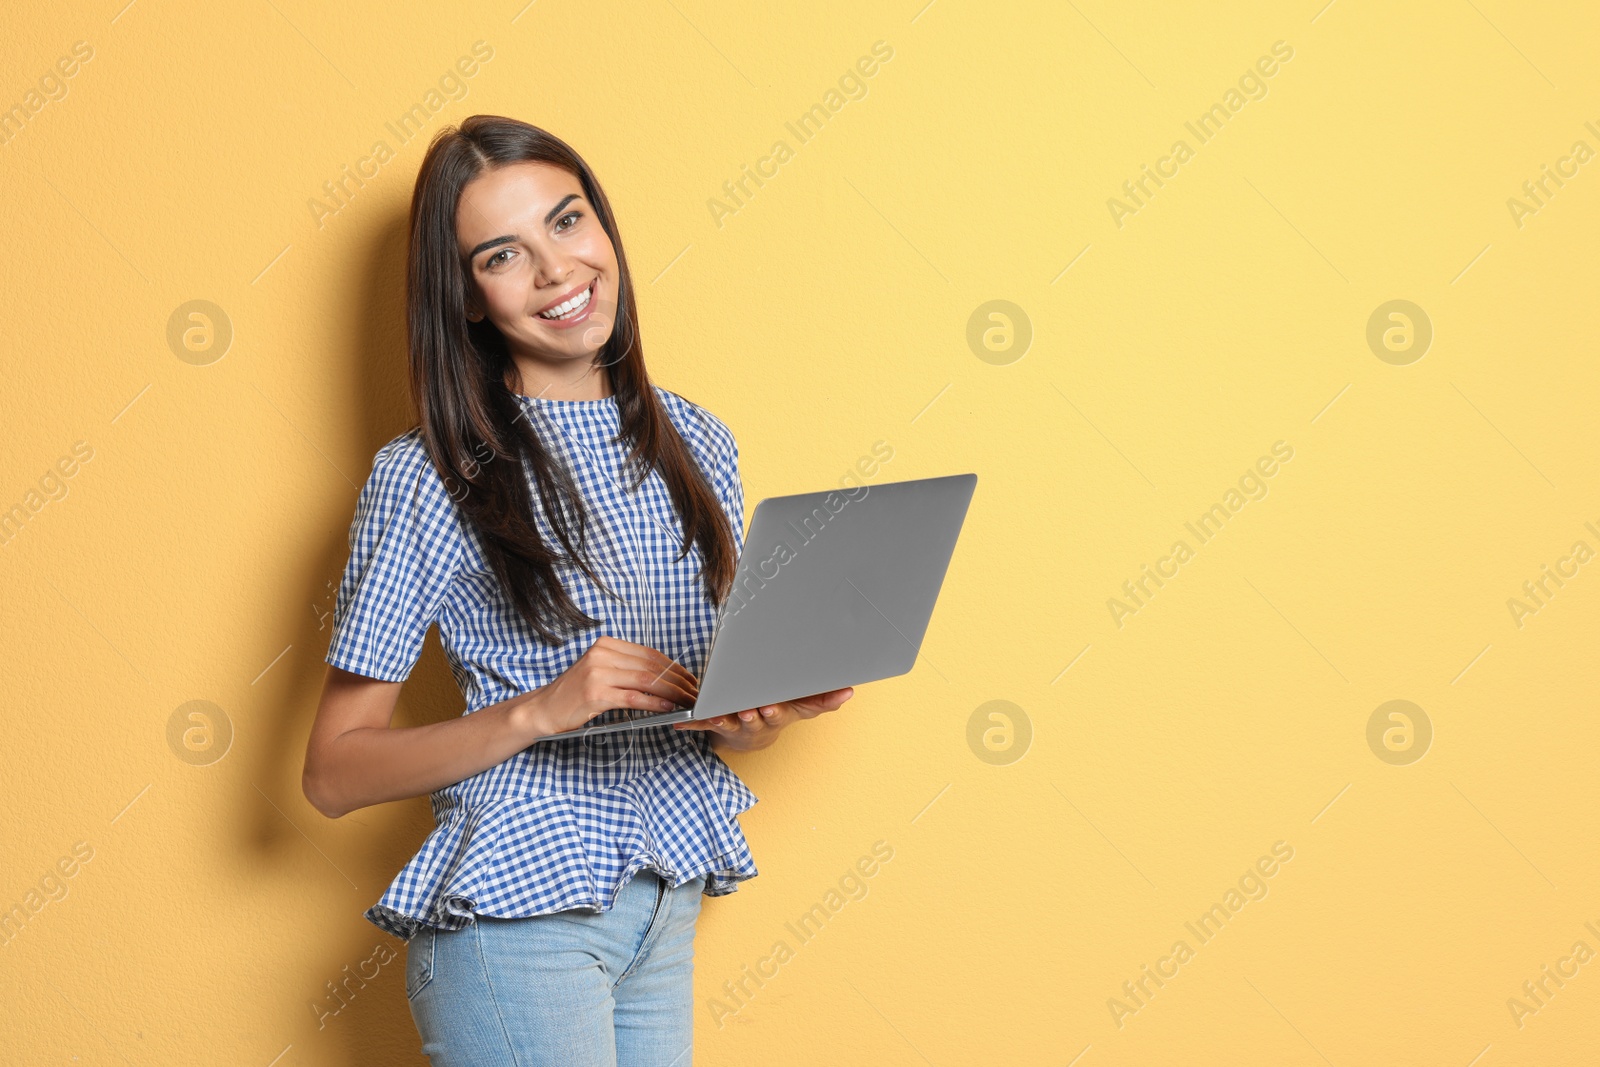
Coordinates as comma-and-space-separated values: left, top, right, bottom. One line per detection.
534, 472, 977, 742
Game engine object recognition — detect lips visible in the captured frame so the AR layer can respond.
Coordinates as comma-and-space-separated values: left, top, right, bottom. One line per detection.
535, 278, 597, 325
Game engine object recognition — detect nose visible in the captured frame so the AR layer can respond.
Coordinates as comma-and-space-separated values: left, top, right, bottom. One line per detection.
534, 246, 577, 288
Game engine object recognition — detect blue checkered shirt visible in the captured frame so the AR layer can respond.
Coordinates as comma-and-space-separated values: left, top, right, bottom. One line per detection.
325, 385, 759, 941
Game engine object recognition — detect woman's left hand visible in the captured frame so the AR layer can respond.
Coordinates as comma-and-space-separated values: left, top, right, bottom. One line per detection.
673, 687, 855, 751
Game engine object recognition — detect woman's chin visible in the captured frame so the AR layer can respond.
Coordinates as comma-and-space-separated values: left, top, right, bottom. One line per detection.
509, 337, 609, 363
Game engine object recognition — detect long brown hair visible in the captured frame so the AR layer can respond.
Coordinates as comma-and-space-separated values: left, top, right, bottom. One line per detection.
406, 114, 736, 645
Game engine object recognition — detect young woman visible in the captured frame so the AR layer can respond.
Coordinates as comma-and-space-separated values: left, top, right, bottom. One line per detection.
301, 114, 853, 1067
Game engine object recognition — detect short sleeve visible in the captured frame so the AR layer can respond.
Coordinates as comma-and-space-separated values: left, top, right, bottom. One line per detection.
681, 403, 742, 559
715, 432, 745, 557
661, 387, 745, 558
325, 433, 464, 682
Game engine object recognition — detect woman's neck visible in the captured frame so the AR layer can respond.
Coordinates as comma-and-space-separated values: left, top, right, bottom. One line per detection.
504, 358, 614, 401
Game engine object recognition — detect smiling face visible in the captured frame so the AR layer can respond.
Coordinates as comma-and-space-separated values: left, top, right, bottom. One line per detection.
455, 160, 619, 397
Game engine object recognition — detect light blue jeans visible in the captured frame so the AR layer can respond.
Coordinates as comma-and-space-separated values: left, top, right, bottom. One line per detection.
405, 870, 707, 1066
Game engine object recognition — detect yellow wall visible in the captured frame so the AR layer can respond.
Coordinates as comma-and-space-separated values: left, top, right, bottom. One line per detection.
4, 1, 1598, 1063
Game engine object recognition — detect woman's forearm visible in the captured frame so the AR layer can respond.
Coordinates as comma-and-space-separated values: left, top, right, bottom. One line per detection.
305, 695, 540, 818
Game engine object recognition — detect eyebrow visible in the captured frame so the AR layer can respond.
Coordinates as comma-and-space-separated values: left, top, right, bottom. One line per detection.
467, 194, 585, 260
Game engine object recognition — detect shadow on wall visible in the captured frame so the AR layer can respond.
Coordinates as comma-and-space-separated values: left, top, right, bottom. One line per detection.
243, 204, 466, 1065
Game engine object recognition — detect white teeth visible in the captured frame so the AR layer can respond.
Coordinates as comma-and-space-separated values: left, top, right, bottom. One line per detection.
538, 283, 593, 320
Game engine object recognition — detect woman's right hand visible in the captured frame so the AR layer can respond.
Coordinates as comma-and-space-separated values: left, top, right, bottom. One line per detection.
516, 635, 700, 739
